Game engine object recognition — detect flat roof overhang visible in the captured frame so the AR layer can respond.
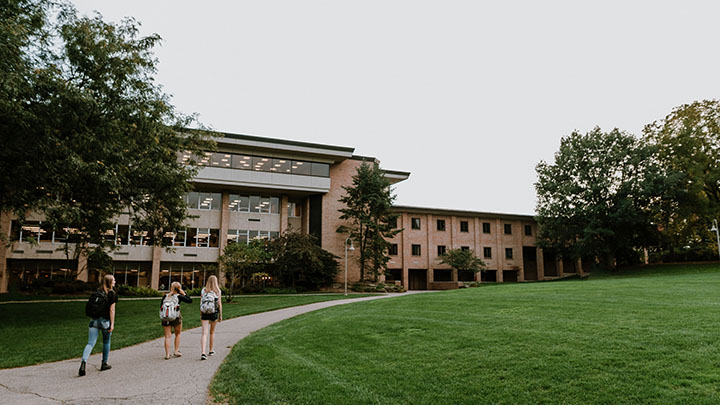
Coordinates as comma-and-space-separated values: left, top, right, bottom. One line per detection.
213, 131, 355, 163
383, 170, 411, 185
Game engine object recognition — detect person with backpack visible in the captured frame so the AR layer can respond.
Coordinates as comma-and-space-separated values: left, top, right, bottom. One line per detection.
160, 281, 192, 359
79, 274, 118, 376
199, 275, 223, 360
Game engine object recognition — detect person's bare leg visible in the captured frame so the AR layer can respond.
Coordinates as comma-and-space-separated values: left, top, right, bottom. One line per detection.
209, 321, 217, 353
163, 326, 172, 359
201, 320, 209, 355
173, 323, 183, 356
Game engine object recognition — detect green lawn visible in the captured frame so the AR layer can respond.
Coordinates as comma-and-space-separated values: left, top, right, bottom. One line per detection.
211, 263, 720, 404
0, 294, 372, 369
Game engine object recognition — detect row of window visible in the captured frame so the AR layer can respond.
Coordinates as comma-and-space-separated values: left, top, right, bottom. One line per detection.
407, 218, 533, 236
179, 151, 331, 178
10, 222, 280, 248
389, 244, 515, 259
184, 192, 302, 216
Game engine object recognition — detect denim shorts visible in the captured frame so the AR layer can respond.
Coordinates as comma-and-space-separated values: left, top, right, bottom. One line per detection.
89, 318, 111, 330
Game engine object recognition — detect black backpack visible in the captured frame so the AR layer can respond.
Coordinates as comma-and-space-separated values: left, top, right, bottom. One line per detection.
86, 290, 107, 318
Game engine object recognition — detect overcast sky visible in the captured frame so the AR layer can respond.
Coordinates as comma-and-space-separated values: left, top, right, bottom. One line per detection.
73, 1, 720, 215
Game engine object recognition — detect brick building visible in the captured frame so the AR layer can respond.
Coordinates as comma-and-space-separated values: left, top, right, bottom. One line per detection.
0, 132, 580, 293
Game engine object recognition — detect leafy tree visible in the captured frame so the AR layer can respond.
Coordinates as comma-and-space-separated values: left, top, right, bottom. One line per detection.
644, 100, 720, 260
218, 239, 270, 301
268, 230, 338, 290
337, 162, 400, 281
0, 0, 213, 268
535, 127, 666, 270
439, 248, 486, 276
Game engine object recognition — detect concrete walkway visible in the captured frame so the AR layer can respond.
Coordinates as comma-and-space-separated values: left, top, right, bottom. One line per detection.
0, 292, 424, 404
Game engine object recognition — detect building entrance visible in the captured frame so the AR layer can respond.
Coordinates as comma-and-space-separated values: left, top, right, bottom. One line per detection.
408, 269, 427, 290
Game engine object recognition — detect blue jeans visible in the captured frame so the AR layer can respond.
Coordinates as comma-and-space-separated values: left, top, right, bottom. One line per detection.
81, 318, 112, 363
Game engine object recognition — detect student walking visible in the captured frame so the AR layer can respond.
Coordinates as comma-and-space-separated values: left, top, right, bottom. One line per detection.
199, 275, 223, 360
160, 281, 192, 359
79, 274, 117, 376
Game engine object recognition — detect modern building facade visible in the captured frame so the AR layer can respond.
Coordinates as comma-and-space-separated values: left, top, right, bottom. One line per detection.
0, 132, 582, 293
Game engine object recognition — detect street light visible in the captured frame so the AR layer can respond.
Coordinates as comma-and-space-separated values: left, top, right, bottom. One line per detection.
711, 219, 720, 261
344, 237, 355, 296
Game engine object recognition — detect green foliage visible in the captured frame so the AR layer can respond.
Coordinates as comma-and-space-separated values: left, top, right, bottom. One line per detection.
115, 285, 163, 297
20, 278, 98, 295
0, 0, 214, 265
644, 100, 720, 261
439, 248, 486, 273
185, 285, 229, 297
268, 230, 339, 290
351, 282, 404, 293
337, 162, 401, 281
535, 127, 666, 269
219, 239, 271, 301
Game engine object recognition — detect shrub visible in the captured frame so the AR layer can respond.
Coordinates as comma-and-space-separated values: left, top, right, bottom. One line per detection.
116, 285, 163, 297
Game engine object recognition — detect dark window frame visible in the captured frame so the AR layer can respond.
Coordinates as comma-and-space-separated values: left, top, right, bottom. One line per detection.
460, 221, 469, 233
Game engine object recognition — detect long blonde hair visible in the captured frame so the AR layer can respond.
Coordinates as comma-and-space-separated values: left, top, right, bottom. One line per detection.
169, 281, 182, 295
102, 274, 114, 293
205, 275, 221, 295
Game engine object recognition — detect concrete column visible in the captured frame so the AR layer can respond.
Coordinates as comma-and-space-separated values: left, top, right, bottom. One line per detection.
76, 248, 89, 282
0, 211, 11, 293
302, 197, 310, 234
280, 195, 289, 233
537, 248, 545, 280
218, 193, 230, 253
151, 244, 162, 290
218, 193, 231, 286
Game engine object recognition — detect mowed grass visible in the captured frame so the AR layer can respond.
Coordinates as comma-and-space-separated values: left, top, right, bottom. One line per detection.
211, 264, 720, 404
0, 294, 372, 369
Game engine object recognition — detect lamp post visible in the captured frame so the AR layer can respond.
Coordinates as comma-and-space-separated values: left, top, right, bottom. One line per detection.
344, 237, 355, 296
711, 219, 720, 261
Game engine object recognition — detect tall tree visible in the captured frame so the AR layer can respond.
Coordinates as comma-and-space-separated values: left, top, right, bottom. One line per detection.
0, 1, 214, 267
268, 230, 339, 290
535, 127, 665, 269
644, 100, 720, 260
337, 162, 400, 281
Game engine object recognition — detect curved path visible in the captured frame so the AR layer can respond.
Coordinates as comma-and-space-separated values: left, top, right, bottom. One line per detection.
0, 292, 426, 404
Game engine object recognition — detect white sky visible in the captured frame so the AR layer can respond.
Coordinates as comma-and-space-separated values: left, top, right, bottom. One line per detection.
73, 1, 720, 215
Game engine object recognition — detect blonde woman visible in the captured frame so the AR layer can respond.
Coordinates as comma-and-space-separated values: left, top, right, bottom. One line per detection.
199, 275, 222, 360
160, 281, 192, 359
79, 274, 117, 376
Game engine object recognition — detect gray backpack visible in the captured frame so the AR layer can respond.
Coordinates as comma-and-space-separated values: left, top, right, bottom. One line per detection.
200, 289, 218, 314
160, 294, 180, 321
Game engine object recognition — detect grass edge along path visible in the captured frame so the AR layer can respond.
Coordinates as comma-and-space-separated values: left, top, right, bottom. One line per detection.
210, 263, 720, 404
0, 293, 374, 369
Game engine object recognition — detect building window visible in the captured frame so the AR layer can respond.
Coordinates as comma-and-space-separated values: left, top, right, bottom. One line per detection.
433, 269, 453, 282
411, 218, 421, 230
389, 244, 398, 255
460, 221, 469, 232
186, 192, 221, 210
412, 244, 421, 256
437, 219, 446, 231
484, 247, 492, 258
388, 217, 398, 229
437, 245, 446, 256
505, 248, 513, 259
504, 224, 512, 235
461, 246, 470, 252
525, 225, 532, 236
288, 202, 302, 217
482, 222, 491, 234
